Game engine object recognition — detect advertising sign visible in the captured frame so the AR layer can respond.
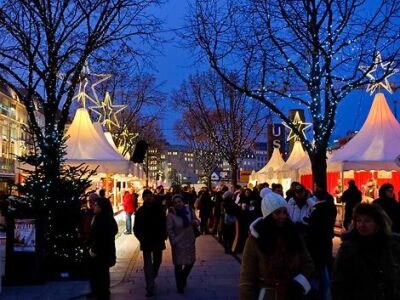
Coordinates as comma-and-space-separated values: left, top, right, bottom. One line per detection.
267, 124, 286, 159
13, 219, 35, 252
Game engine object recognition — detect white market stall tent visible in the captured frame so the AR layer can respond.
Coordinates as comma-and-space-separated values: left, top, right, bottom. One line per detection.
251, 147, 285, 184
329, 92, 400, 172
299, 92, 400, 196
65, 108, 145, 206
65, 108, 131, 173
275, 141, 310, 191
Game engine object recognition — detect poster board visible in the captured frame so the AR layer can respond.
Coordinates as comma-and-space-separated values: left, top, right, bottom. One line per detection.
13, 219, 35, 252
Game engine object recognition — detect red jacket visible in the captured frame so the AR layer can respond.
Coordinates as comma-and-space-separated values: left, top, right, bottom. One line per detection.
123, 192, 135, 213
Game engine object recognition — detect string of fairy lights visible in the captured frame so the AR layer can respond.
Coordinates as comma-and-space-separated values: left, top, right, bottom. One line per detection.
71, 52, 398, 154
281, 51, 398, 145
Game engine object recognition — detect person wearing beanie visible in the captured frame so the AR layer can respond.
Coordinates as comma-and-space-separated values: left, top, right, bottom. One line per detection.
260, 186, 273, 199
240, 193, 314, 300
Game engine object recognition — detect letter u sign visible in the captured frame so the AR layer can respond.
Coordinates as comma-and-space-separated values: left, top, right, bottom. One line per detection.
272, 125, 281, 137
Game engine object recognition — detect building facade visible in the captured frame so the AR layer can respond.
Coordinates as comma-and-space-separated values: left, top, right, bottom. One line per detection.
239, 142, 268, 172
146, 143, 199, 186
0, 84, 32, 196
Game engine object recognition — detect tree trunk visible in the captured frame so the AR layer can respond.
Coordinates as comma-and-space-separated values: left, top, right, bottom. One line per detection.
207, 174, 212, 190
230, 163, 238, 187
310, 149, 328, 192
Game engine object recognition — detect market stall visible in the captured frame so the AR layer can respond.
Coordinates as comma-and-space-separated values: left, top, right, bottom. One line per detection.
65, 108, 142, 207
275, 141, 309, 191
298, 93, 400, 227
249, 147, 285, 186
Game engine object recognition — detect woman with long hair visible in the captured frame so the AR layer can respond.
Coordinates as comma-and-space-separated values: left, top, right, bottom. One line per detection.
331, 203, 400, 300
240, 192, 314, 300
167, 194, 200, 294
88, 196, 118, 300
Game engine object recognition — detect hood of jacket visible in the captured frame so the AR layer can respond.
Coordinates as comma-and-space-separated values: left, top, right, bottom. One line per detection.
249, 217, 264, 239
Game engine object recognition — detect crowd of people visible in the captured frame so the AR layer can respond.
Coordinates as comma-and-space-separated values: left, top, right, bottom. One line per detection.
82, 180, 400, 300
238, 181, 400, 300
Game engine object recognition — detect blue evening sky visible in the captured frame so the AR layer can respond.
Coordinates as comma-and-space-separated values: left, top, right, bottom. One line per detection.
151, 1, 400, 145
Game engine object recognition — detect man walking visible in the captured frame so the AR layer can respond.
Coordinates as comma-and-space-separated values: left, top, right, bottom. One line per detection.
134, 189, 167, 297
341, 180, 362, 230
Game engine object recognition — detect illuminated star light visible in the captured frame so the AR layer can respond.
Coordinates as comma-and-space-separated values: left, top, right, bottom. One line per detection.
59, 61, 112, 108
119, 127, 139, 149
359, 52, 399, 95
283, 111, 312, 142
89, 92, 127, 131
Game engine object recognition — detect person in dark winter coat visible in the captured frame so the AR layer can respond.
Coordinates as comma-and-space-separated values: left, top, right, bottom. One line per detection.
304, 191, 337, 300
134, 189, 167, 297
198, 189, 213, 234
88, 196, 118, 300
373, 183, 400, 233
331, 203, 400, 300
240, 192, 314, 300
341, 180, 362, 230
221, 191, 238, 254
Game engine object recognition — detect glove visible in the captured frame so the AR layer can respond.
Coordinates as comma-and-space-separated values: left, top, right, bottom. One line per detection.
286, 279, 306, 300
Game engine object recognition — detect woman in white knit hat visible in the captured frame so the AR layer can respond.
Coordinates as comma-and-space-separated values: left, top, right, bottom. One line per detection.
239, 192, 314, 300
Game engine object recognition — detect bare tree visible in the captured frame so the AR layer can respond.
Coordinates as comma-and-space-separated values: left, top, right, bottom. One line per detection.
174, 71, 268, 186
0, 0, 162, 183
175, 111, 221, 188
0, 0, 163, 268
188, 0, 400, 189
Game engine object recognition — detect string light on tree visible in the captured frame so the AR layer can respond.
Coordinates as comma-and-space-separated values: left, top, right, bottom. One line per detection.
89, 92, 127, 131
359, 51, 399, 95
283, 111, 312, 142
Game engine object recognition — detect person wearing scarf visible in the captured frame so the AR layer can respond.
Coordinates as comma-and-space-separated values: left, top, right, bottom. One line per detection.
167, 194, 200, 294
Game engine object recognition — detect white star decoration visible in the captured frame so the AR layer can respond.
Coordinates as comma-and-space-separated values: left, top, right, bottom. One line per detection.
283, 111, 312, 142
89, 92, 126, 131
359, 52, 399, 95
60, 61, 112, 108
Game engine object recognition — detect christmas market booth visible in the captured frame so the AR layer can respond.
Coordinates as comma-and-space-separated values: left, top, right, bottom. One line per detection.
275, 141, 310, 192
301, 93, 400, 198
65, 108, 144, 208
299, 92, 400, 227
249, 147, 285, 187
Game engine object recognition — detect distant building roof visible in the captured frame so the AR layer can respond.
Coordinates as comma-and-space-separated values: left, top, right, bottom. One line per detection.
164, 144, 192, 152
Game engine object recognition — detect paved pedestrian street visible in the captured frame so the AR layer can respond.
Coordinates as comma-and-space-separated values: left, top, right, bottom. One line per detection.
1, 229, 240, 300
107, 234, 240, 300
